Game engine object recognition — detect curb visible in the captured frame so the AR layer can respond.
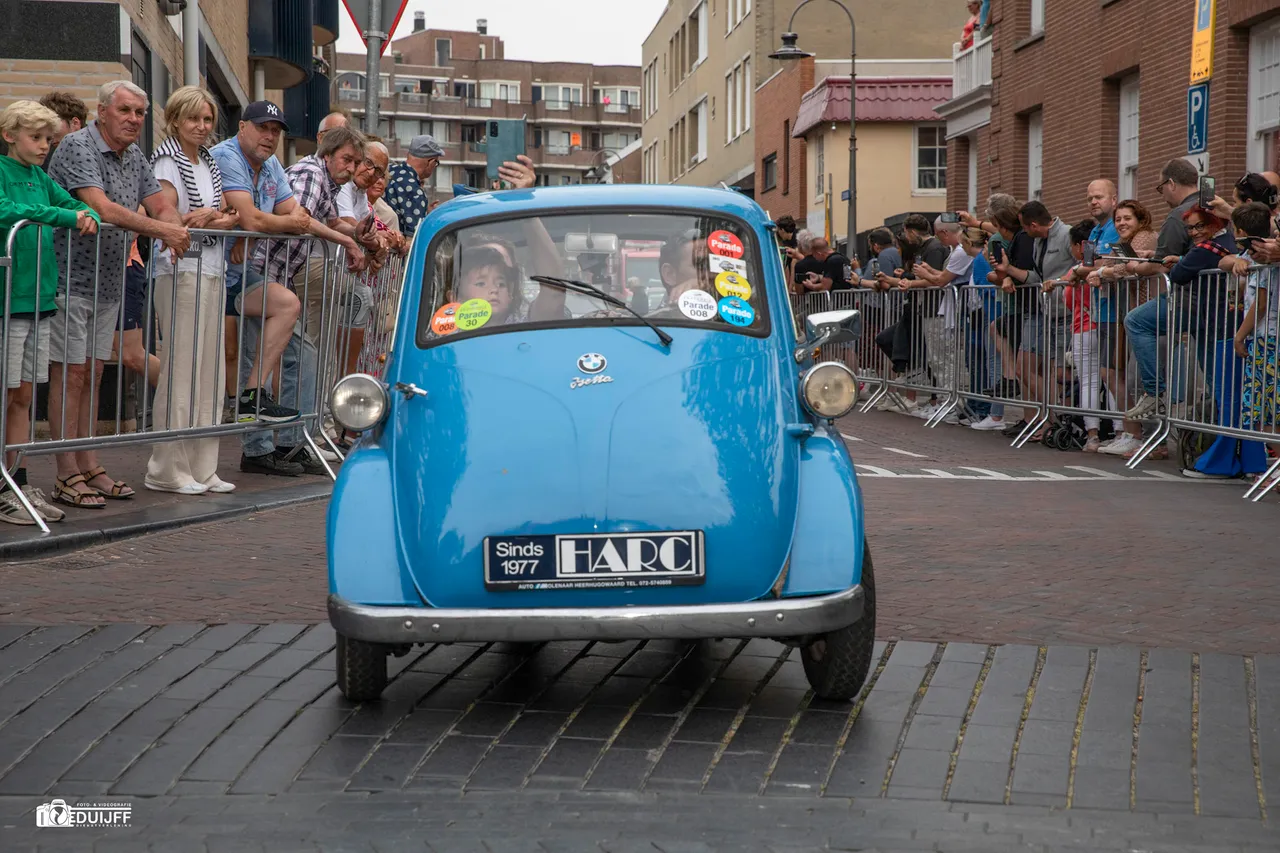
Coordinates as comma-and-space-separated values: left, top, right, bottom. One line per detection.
0, 481, 332, 561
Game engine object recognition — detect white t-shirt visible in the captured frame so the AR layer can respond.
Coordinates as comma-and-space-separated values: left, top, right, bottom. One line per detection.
938, 243, 971, 328
151, 155, 226, 277
337, 182, 372, 221
1243, 253, 1279, 339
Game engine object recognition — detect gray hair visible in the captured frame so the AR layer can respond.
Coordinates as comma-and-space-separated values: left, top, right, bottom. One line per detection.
317, 124, 367, 160
796, 229, 815, 253
366, 140, 389, 159
99, 80, 148, 108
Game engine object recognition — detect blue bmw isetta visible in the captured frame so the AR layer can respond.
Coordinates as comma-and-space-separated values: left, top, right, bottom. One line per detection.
326, 185, 873, 702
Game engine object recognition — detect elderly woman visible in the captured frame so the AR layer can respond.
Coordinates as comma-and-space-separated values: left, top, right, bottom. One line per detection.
146, 86, 240, 495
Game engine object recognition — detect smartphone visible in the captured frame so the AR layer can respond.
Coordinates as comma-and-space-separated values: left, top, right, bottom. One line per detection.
940, 212, 960, 224
990, 242, 1005, 264
485, 119, 528, 183
1199, 175, 1216, 209
1082, 241, 1096, 266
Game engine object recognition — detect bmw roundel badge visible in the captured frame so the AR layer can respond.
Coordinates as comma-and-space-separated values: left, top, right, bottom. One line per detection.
577, 353, 607, 374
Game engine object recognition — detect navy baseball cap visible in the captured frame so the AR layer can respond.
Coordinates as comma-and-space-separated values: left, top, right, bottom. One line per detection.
242, 100, 290, 132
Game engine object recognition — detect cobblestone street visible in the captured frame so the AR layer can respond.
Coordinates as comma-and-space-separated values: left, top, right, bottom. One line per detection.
0, 412, 1276, 850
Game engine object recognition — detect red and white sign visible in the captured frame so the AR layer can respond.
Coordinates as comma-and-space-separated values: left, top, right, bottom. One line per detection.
341, 0, 412, 55
707, 231, 744, 259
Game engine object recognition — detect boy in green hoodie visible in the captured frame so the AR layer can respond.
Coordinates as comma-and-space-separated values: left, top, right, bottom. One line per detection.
0, 100, 99, 525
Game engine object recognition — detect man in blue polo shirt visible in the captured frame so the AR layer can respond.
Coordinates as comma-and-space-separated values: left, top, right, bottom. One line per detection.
212, 100, 324, 477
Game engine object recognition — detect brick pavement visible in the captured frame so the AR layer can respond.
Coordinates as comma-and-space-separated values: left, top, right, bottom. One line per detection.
0, 627, 1275, 850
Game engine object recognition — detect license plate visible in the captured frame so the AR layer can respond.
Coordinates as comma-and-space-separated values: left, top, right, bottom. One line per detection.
484, 531, 705, 591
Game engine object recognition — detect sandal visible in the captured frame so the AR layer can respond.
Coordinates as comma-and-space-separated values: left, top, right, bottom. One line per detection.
53, 474, 106, 509
80, 466, 135, 500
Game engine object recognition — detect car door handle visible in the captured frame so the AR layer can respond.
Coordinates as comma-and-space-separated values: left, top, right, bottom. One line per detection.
786, 423, 814, 439
393, 382, 428, 401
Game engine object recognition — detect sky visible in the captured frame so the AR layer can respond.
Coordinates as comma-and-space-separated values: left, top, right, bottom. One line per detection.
336, 0, 670, 67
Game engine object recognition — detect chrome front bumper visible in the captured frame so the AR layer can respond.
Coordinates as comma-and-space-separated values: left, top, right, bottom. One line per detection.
328, 586, 865, 645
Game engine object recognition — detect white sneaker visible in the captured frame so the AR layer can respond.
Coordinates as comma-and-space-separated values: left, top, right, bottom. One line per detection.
1180, 468, 1235, 480
876, 395, 909, 413
145, 481, 209, 495
1099, 433, 1142, 456
0, 490, 37, 525
311, 443, 341, 462
970, 416, 1006, 431
942, 411, 961, 425
21, 485, 64, 522
203, 477, 237, 494
911, 404, 938, 420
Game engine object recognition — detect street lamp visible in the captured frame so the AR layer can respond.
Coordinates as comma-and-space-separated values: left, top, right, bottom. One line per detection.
584, 149, 621, 185
770, 1, 857, 259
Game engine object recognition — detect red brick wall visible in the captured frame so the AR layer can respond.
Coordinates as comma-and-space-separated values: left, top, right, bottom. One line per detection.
754, 56, 814, 223
974, 0, 1280, 224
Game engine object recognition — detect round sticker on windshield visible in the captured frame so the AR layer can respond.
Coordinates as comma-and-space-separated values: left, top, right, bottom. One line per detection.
715, 271, 752, 300
678, 289, 717, 322
432, 302, 460, 335
718, 296, 755, 327
455, 298, 493, 331
707, 231, 744, 259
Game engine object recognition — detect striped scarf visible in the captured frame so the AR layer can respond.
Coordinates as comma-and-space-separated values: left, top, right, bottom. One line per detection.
150, 137, 224, 247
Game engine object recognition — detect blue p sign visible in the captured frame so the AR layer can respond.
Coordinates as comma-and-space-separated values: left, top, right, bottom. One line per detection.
1187, 84, 1210, 155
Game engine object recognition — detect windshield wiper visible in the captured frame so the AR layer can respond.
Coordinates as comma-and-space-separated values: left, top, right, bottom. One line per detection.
530, 275, 673, 347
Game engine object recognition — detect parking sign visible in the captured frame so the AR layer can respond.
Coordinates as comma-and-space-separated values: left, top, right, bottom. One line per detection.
1187, 83, 1209, 155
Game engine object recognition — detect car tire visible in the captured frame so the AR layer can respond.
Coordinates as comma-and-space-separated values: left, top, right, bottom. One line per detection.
336, 634, 388, 702
800, 542, 876, 701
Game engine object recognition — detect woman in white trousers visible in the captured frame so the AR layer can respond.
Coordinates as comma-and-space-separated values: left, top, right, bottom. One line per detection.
145, 87, 240, 494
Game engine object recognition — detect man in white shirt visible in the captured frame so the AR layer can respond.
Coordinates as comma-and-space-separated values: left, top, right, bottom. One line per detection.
337, 141, 385, 226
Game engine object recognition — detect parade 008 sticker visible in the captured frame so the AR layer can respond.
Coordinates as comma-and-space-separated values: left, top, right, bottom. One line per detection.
715, 271, 752, 300
707, 230, 744, 259
718, 296, 755, 327
678, 289, 717, 322
455, 298, 493, 331
431, 302, 460, 335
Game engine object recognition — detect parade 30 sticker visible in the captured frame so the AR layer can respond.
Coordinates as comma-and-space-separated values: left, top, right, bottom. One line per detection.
678, 289, 717, 322
707, 231, 744, 259
715, 271, 752, 300
455, 298, 493, 331
431, 302, 460, 335
718, 296, 755, 326
710, 255, 748, 277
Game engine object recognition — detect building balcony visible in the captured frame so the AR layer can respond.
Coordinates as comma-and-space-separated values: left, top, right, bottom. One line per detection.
248, 0, 313, 89
340, 92, 642, 127
285, 61, 331, 144
933, 35, 993, 139
313, 0, 339, 47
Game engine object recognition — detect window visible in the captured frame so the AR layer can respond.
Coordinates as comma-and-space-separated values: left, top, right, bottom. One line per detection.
814, 134, 825, 199
464, 166, 485, 188
478, 81, 520, 105
914, 125, 947, 192
724, 72, 735, 143
1027, 110, 1043, 201
544, 84, 583, 110
691, 2, 707, 66
726, 0, 748, 33
743, 58, 751, 131
1030, 0, 1044, 36
561, 175, 574, 185
967, 135, 978, 212
434, 164, 453, 190
461, 123, 482, 144
130, 30, 153, 155
453, 80, 476, 99
690, 99, 708, 167
1118, 75, 1140, 199
436, 38, 452, 66
394, 119, 418, 145
1249, 18, 1280, 173
479, 44, 486, 60
762, 153, 777, 191
782, 119, 791, 194
724, 58, 750, 143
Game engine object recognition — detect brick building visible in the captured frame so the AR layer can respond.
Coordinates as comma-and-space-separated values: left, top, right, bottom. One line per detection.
753, 56, 814, 225
335, 13, 642, 203
937, 0, 1280, 226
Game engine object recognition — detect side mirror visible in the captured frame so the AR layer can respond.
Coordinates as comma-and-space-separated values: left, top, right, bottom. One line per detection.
803, 309, 862, 347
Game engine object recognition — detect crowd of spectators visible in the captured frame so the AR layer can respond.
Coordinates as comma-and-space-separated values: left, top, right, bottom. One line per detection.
794, 158, 1280, 481
0, 80, 537, 525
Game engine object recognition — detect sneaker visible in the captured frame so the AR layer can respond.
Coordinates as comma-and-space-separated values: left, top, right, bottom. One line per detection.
237, 388, 301, 424
240, 451, 304, 477
876, 395, 910, 413
942, 410, 961, 425
278, 446, 327, 476
1099, 433, 1143, 456
21, 485, 64, 522
1083, 437, 1101, 453
1125, 393, 1164, 421
970, 416, 1006, 431
0, 490, 37, 525
310, 442, 341, 463
1002, 419, 1029, 438
911, 404, 939, 420
1180, 468, 1237, 480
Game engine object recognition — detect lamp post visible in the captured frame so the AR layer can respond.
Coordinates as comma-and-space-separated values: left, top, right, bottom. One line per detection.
770, 1, 857, 259
584, 149, 621, 184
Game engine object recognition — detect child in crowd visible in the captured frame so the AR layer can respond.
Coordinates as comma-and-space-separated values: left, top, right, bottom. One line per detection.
1051, 219, 1123, 452
1227, 202, 1279, 438
0, 100, 99, 524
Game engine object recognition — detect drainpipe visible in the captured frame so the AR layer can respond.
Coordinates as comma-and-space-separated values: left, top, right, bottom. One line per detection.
253, 64, 266, 101
182, 0, 200, 86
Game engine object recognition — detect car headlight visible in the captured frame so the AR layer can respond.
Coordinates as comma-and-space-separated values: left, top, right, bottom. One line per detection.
330, 373, 388, 432
800, 362, 859, 420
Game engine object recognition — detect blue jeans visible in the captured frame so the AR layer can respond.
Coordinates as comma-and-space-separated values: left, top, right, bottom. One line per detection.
965, 315, 991, 419
1124, 295, 1168, 397
238, 316, 318, 457
1125, 291, 1227, 399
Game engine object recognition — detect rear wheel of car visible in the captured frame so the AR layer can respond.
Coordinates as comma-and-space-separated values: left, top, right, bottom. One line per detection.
800, 543, 876, 701
336, 634, 387, 702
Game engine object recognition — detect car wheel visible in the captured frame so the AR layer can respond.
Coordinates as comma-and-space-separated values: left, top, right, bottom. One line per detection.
336, 634, 388, 702
801, 542, 876, 701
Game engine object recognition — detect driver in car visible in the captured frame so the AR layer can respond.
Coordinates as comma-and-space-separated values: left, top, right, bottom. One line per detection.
648, 229, 715, 316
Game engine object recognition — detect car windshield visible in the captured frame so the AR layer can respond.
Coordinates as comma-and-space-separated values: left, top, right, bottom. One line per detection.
417, 212, 767, 344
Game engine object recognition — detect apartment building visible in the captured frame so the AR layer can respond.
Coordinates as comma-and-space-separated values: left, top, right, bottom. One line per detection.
641, 0, 968, 196
937, 0, 1280, 223
334, 14, 642, 203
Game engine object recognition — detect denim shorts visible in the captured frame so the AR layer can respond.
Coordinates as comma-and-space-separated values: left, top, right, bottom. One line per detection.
225, 270, 267, 317
121, 261, 150, 331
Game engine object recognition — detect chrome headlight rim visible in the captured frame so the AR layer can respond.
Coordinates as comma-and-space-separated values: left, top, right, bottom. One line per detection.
800, 361, 859, 421
329, 372, 389, 433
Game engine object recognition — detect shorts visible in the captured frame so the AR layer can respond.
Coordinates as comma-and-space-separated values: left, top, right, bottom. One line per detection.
4, 316, 50, 388
1097, 321, 1124, 369
337, 281, 373, 330
48, 292, 121, 365
992, 312, 1022, 351
226, 270, 267, 317
121, 261, 150, 331
1019, 316, 1068, 359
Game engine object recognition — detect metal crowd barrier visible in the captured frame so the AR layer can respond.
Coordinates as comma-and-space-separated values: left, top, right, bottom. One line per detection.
0, 221, 374, 532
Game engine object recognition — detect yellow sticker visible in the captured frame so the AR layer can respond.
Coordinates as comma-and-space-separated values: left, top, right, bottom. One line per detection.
715, 270, 752, 300
455, 298, 493, 331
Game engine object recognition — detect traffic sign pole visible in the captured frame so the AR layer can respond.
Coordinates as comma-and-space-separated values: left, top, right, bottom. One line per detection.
364, 0, 383, 135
